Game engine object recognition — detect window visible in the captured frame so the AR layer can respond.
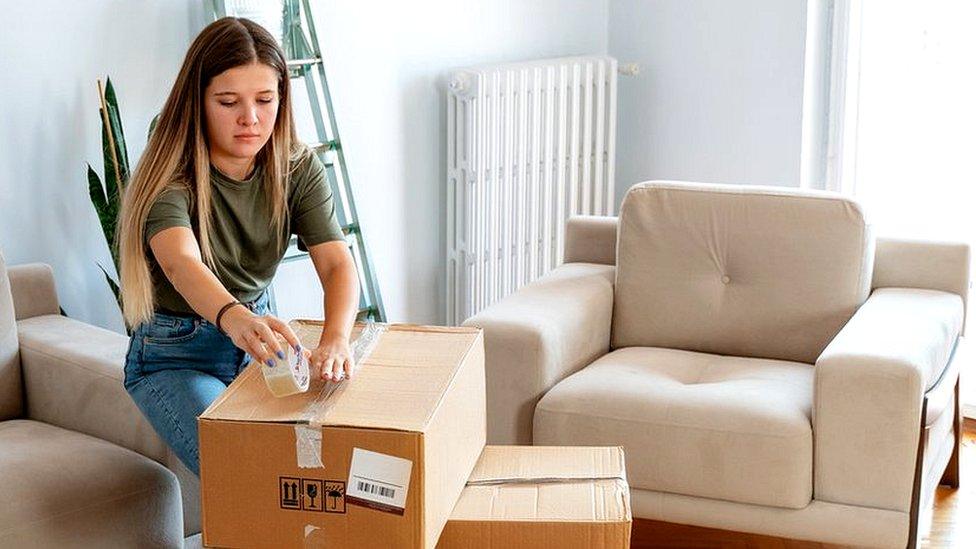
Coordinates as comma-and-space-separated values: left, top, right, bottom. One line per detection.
821, 1, 976, 416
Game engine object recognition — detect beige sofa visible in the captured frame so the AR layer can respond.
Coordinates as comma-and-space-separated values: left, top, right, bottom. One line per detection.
0, 249, 201, 547
464, 181, 967, 548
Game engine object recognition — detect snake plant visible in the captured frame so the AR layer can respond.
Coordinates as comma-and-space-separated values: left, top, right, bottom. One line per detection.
86, 77, 128, 315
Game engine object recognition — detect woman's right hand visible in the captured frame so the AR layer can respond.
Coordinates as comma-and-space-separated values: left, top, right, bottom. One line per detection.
220, 305, 302, 367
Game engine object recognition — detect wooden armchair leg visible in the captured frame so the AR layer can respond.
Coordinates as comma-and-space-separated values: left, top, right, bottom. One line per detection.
939, 377, 962, 488
907, 398, 928, 549
909, 374, 963, 548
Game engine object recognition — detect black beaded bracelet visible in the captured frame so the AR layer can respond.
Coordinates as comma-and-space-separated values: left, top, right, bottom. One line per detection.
215, 300, 243, 334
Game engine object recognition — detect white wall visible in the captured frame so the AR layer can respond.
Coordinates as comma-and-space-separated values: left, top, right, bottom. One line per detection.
608, 0, 809, 206
0, 1, 206, 333
308, 0, 608, 324
0, 0, 607, 331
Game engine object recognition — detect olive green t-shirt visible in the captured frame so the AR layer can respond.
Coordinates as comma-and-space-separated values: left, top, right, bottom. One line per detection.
144, 151, 345, 314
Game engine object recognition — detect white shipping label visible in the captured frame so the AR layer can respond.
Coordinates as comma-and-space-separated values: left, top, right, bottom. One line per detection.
346, 448, 413, 515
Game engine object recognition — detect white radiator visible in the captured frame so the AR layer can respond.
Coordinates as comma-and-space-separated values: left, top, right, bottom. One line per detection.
446, 55, 618, 326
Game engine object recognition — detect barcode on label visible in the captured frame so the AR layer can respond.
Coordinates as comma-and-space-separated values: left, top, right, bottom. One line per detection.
346, 448, 412, 514
357, 480, 395, 500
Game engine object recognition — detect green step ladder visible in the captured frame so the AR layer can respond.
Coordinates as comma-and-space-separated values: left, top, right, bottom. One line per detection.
205, 0, 385, 322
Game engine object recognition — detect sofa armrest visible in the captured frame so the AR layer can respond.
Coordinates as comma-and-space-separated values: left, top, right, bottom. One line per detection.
16, 314, 169, 463
564, 215, 617, 265
462, 262, 615, 444
814, 287, 963, 512
7, 263, 60, 321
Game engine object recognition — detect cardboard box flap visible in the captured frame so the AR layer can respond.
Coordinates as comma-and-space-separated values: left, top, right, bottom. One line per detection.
448, 446, 632, 523
450, 479, 630, 522
200, 322, 482, 432
467, 446, 627, 485
451, 479, 631, 522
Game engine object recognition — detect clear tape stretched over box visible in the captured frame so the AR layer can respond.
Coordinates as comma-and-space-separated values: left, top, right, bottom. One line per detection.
294, 320, 387, 469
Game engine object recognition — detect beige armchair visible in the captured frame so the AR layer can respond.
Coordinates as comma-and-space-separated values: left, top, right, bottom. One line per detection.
0, 249, 201, 547
464, 181, 967, 548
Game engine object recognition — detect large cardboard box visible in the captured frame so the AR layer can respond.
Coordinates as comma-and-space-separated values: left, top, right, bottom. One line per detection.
199, 322, 486, 548
437, 446, 632, 548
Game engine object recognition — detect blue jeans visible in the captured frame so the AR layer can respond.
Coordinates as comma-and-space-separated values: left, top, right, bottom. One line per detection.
123, 291, 271, 476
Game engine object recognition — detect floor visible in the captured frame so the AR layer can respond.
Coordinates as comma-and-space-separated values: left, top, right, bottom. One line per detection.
631, 419, 976, 548
923, 418, 976, 547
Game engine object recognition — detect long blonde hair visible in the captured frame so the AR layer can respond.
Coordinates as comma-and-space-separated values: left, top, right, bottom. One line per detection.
118, 17, 308, 329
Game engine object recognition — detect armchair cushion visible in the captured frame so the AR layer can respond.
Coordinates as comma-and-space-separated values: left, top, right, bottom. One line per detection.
534, 346, 814, 509
0, 419, 182, 547
613, 181, 873, 363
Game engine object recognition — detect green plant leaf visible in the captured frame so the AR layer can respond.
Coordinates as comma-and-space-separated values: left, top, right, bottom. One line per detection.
108, 103, 129, 183
105, 79, 129, 176
101, 78, 129, 204
92, 77, 131, 281
148, 112, 160, 141
98, 261, 119, 287
106, 216, 119, 270
88, 163, 119, 271
105, 104, 125, 226
87, 164, 110, 230
103, 76, 119, 110
98, 262, 123, 320
100, 108, 120, 206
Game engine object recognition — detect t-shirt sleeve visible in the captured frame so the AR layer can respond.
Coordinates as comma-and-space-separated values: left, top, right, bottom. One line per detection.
144, 186, 192, 246
291, 153, 346, 251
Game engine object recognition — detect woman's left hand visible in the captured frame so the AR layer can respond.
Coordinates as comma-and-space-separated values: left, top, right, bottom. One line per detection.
308, 334, 355, 382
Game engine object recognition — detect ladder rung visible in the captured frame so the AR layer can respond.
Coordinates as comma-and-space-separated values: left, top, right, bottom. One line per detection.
283, 228, 357, 254
309, 140, 340, 152
286, 57, 323, 67
356, 306, 377, 320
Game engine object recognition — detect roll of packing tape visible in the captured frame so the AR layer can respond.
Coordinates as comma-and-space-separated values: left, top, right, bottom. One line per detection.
261, 338, 310, 397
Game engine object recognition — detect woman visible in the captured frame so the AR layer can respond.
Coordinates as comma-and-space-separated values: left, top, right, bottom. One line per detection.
117, 17, 360, 477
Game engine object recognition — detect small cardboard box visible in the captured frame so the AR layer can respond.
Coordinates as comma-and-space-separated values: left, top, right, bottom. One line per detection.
437, 446, 632, 548
199, 322, 486, 548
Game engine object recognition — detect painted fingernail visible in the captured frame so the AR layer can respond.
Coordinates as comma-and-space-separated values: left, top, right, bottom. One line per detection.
266, 358, 276, 367
277, 350, 285, 359
294, 344, 302, 352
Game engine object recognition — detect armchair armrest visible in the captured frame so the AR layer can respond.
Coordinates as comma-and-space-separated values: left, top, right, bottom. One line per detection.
873, 237, 970, 333
462, 263, 615, 444
16, 314, 169, 463
7, 263, 60, 321
564, 215, 618, 265
814, 287, 963, 512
